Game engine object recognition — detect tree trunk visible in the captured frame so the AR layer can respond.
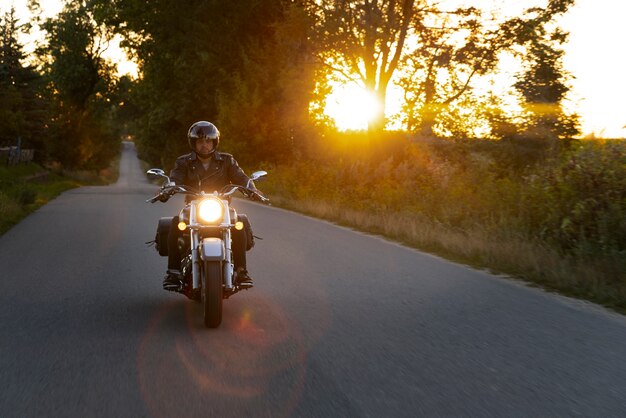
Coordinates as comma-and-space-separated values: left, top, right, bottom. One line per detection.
368, 87, 387, 133
418, 76, 438, 138
418, 103, 437, 138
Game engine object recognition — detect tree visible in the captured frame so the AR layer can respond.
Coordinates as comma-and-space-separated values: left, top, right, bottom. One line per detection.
37, 0, 118, 169
312, 1, 525, 134
0, 8, 23, 144
95, 0, 319, 166
512, 0, 580, 143
312, 0, 577, 138
396, 5, 511, 137
0, 7, 46, 151
312, 0, 417, 132
215, 1, 319, 164
107, 75, 140, 140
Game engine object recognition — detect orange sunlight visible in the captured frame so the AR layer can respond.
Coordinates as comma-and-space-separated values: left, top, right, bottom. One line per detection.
320, 0, 626, 137
324, 83, 382, 131
3, 0, 626, 137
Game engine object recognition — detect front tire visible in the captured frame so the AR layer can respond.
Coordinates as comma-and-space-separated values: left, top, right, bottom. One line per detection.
202, 261, 223, 328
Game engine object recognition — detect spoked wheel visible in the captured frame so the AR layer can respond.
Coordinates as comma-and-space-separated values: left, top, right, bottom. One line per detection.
201, 261, 223, 328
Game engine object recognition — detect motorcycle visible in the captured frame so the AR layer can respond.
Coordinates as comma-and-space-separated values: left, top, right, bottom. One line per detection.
146, 168, 269, 328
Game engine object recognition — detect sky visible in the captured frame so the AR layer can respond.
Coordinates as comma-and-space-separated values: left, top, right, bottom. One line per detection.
1, 0, 138, 76
559, 0, 626, 137
2, 0, 625, 138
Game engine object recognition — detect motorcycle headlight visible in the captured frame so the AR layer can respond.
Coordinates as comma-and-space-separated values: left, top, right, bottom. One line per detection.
198, 197, 224, 224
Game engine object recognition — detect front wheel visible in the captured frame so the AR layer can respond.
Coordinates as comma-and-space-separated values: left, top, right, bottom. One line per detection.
202, 261, 223, 328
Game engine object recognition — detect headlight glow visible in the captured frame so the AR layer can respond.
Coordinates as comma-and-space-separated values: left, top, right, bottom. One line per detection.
198, 198, 224, 224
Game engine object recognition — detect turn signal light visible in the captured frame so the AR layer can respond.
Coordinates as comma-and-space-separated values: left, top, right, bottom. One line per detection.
235, 221, 244, 230
177, 221, 187, 231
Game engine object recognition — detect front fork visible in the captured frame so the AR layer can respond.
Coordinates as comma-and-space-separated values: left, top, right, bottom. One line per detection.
191, 228, 201, 290
223, 229, 234, 290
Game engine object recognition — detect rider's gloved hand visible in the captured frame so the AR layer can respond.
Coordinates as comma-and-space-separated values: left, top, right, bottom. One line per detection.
157, 190, 170, 202
250, 189, 265, 202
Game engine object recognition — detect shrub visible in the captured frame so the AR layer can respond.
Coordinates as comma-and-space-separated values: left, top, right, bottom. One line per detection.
17, 187, 37, 206
524, 140, 626, 256
263, 134, 626, 305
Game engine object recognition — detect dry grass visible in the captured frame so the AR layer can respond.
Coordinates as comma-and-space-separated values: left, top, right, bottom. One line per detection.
267, 188, 626, 313
258, 135, 626, 309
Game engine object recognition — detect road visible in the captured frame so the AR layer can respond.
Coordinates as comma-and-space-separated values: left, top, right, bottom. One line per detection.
1, 142, 625, 417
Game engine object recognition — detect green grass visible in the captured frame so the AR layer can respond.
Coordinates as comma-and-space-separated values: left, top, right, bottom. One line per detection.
0, 158, 119, 236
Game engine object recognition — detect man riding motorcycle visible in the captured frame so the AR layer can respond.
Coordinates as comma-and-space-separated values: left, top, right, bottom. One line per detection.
162, 121, 264, 290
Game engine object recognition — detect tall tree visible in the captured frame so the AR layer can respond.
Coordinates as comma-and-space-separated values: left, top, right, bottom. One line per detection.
0, 7, 25, 145
215, 0, 319, 164
396, 5, 511, 137
94, 0, 216, 165
0, 7, 46, 151
312, 0, 416, 132
512, 0, 579, 142
96, 0, 318, 166
38, 0, 118, 169
313, 0, 577, 138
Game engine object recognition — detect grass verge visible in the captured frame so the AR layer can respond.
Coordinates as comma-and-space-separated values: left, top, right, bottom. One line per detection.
261, 136, 626, 313
267, 191, 625, 312
0, 156, 119, 236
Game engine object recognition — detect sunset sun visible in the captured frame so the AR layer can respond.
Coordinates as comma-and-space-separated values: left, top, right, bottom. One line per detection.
324, 83, 382, 131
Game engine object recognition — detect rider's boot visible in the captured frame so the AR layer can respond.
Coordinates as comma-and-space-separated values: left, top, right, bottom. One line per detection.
163, 269, 183, 291
235, 267, 254, 288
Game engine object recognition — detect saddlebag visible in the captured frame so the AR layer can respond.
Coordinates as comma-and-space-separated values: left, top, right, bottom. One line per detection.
155, 217, 173, 257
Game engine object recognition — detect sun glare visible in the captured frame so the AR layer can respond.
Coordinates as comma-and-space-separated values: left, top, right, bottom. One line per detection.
102, 34, 140, 78
2, 1, 138, 78
3, 0, 626, 137
324, 83, 382, 131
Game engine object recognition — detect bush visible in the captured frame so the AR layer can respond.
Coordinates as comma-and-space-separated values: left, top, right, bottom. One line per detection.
17, 187, 37, 206
263, 134, 626, 308
524, 140, 626, 256
0, 191, 20, 219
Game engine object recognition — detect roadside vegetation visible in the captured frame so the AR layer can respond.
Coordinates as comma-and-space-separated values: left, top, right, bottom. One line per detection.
0, 160, 119, 236
261, 134, 626, 312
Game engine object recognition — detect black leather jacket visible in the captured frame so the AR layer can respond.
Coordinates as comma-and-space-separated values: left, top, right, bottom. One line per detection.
169, 151, 253, 194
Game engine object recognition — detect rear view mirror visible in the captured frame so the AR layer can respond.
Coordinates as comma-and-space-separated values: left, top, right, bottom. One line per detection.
250, 171, 268, 182
146, 169, 172, 186
146, 168, 166, 179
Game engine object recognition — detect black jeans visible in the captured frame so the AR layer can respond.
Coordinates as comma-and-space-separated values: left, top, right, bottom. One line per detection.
167, 216, 248, 271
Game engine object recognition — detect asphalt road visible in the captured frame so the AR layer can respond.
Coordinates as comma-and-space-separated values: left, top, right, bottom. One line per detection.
1, 142, 626, 417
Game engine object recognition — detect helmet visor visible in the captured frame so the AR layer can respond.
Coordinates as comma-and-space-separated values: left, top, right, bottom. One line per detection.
190, 125, 219, 139
195, 137, 214, 143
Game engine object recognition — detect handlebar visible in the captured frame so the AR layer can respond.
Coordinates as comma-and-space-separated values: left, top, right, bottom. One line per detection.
220, 184, 270, 204
147, 183, 270, 205
251, 190, 271, 204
